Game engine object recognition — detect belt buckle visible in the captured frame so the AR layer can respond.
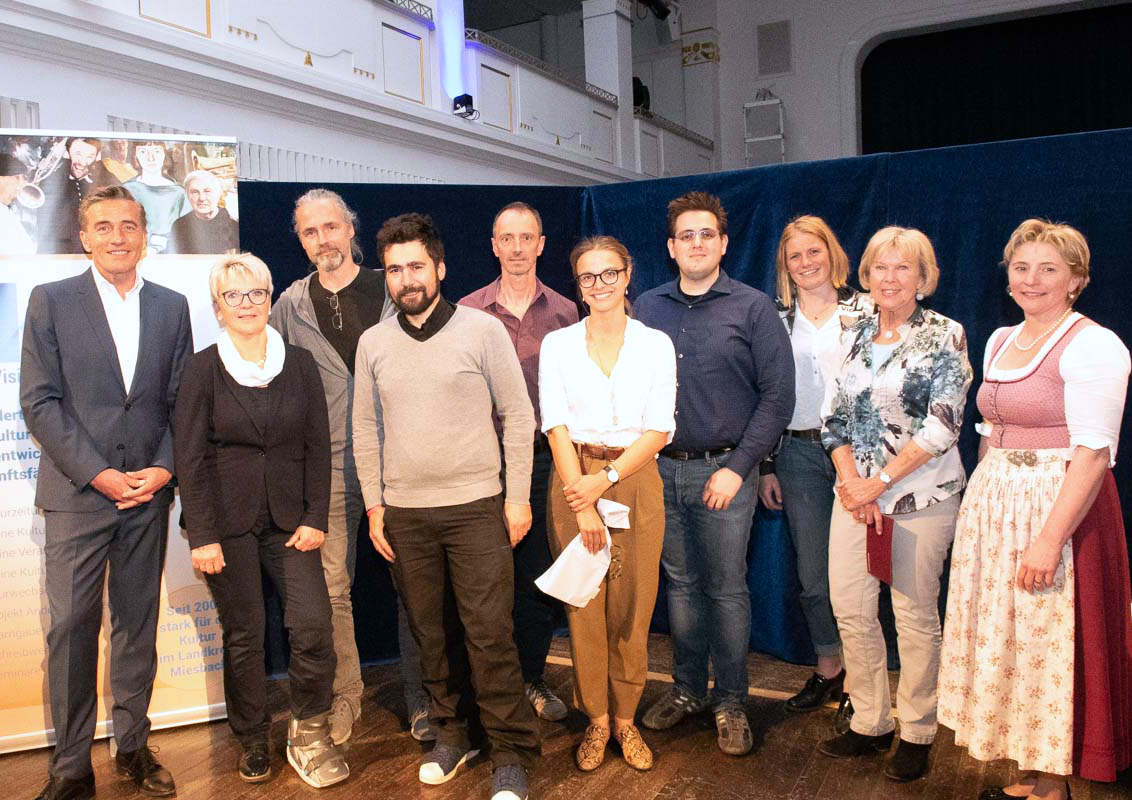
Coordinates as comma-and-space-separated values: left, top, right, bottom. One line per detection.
1005, 450, 1038, 467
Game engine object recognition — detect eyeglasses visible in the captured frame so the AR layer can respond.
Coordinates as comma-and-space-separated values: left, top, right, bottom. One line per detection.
328, 292, 343, 331
675, 228, 719, 243
220, 288, 269, 307
576, 268, 627, 289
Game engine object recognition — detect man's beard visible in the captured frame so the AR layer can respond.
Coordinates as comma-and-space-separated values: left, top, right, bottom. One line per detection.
315, 249, 345, 272
394, 284, 436, 315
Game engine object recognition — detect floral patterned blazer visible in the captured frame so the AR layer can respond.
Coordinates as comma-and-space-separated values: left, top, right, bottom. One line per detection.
821, 305, 972, 514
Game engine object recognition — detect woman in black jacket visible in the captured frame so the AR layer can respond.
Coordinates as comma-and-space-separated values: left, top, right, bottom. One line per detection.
174, 252, 346, 788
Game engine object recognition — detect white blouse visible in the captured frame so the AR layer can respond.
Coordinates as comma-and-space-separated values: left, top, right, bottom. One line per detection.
979, 313, 1130, 465
539, 318, 677, 447
788, 311, 842, 430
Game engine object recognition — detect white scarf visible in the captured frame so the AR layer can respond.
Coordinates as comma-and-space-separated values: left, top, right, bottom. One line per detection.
217, 325, 285, 387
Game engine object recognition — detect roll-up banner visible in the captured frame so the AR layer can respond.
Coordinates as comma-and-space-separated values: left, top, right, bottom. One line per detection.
0, 130, 234, 753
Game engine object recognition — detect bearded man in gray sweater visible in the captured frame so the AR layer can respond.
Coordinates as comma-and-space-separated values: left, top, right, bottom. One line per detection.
353, 213, 539, 800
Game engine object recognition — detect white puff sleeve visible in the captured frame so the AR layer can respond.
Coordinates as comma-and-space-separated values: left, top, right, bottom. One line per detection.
1060, 325, 1131, 465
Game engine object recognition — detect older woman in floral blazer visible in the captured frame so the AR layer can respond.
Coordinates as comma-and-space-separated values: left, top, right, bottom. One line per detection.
816, 226, 971, 784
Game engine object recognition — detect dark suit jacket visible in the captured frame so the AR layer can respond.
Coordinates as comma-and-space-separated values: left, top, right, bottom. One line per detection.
20, 269, 193, 515
173, 342, 331, 549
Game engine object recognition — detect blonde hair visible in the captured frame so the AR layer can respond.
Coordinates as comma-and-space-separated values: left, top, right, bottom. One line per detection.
1002, 218, 1090, 298
858, 226, 939, 296
208, 251, 273, 311
775, 215, 850, 307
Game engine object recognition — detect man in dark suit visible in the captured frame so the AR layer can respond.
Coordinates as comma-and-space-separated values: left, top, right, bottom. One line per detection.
21, 185, 193, 800
35, 137, 120, 255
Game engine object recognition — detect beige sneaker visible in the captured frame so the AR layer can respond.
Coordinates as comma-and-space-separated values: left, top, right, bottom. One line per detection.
328, 696, 360, 746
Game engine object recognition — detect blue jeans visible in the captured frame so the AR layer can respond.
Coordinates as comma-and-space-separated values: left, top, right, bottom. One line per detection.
658, 451, 757, 705
775, 434, 842, 657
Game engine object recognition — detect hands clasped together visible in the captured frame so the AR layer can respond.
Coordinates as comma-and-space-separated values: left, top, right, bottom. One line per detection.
836, 475, 886, 529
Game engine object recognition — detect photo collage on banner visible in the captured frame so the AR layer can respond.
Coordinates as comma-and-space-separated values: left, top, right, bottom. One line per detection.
0, 129, 234, 753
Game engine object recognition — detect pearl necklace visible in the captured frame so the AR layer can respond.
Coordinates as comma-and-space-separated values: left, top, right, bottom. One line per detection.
1014, 307, 1073, 352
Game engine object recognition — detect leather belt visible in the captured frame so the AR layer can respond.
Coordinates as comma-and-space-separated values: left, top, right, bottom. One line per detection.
575, 442, 626, 461
786, 428, 822, 443
659, 446, 735, 461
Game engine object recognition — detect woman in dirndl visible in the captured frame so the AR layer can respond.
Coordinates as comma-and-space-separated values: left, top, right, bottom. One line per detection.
938, 218, 1132, 800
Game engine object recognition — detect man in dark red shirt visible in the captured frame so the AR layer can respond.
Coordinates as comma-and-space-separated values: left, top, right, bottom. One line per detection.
459, 201, 578, 722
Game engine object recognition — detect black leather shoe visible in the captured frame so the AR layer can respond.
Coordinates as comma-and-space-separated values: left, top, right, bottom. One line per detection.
34, 774, 95, 800
818, 728, 894, 758
238, 742, 272, 783
116, 746, 176, 797
832, 692, 853, 735
786, 669, 846, 712
884, 738, 931, 782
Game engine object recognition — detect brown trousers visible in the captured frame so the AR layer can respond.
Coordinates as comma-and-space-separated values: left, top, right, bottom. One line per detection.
547, 453, 665, 719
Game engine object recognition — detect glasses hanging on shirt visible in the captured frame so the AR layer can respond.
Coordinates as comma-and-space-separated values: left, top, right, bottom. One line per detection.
328, 292, 343, 331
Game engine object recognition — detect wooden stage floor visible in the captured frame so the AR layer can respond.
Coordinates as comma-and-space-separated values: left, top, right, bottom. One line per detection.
6, 635, 1130, 799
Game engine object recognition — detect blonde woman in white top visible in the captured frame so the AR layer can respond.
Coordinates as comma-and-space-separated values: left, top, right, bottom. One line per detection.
539, 235, 676, 774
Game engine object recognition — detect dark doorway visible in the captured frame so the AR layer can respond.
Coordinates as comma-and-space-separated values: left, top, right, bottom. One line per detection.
860, 3, 1132, 154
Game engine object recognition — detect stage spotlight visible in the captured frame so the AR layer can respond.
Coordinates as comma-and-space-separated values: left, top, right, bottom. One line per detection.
453, 93, 479, 119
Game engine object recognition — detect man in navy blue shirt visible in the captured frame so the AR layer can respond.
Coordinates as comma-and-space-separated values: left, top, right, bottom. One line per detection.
635, 191, 793, 756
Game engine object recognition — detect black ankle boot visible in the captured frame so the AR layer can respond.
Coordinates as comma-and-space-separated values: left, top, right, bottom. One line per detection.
818, 728, 894, 758
883, 738, 931, 781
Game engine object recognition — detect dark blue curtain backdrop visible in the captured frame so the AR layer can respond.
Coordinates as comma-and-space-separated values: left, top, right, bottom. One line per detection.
238, 126, 1132, 671
860, 3, 1132, 154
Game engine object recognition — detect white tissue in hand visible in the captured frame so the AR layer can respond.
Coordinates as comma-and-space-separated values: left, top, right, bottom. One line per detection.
535, 499, 630, 608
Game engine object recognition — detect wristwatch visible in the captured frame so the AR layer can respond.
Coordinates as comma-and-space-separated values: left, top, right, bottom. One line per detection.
603, 464, 621, 484
877, 470, 893, 486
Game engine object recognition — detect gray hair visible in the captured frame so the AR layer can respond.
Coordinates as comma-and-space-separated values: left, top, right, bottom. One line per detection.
182, 169, 221, 191
292, 188, 363, 263
208, 251, 273, 321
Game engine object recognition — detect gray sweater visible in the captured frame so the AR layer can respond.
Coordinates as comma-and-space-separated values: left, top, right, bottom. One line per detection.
353, 305, 534, 509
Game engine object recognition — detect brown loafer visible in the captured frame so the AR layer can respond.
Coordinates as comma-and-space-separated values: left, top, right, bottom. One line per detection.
575, 724, 610, 771
613, 724, 653, 771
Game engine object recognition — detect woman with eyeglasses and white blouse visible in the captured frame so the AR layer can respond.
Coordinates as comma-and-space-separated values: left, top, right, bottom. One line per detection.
539, 235, 676, 774
174, 253, 347, 788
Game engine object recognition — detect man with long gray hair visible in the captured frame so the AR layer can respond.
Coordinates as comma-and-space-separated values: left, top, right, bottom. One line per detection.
271, 188, 432, 745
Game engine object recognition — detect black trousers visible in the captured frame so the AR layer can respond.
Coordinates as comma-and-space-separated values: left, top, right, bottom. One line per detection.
204, 519, 335, 747
44, 502, 169, 780
512, 448, 561, 683
386, 494, 539, 771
